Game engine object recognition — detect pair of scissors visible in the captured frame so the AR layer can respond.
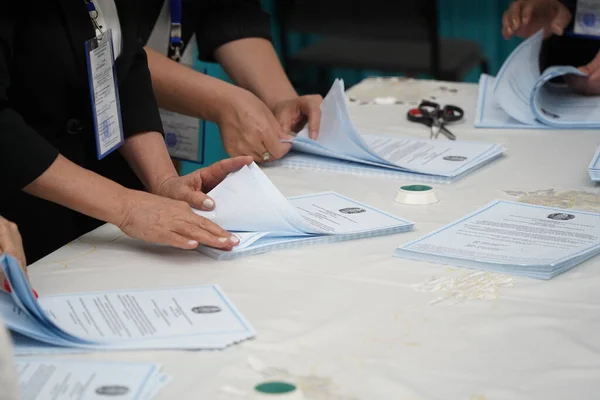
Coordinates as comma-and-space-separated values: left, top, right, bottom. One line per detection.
407, 100, 464, 140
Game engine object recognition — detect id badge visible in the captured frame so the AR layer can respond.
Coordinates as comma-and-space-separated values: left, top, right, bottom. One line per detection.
84, 29, 125, 160
574, 0, 600, 38
161, 109, 204, 163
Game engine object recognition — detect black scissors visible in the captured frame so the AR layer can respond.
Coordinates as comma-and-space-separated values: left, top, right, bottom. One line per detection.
407, 100, 464, 140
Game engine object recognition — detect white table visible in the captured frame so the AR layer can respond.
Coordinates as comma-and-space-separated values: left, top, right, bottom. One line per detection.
24, 78, 600, 400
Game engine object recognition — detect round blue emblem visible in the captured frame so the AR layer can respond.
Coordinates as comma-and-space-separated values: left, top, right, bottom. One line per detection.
583, 12, 597, 27
165, 132, 178, 147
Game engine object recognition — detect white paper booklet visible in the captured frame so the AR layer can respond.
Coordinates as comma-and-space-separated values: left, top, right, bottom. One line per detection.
0, 255, 255, 352
270, 79, 504, 183
15, 359, 170, 400
193, 163, 414, 260
476, 31, 600, 129
394, 200, 600, 279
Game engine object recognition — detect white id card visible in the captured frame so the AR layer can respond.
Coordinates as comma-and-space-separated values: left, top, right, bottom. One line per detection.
84, 29, 125, 160
574, 0, 600, 37
161, 109, 204, 162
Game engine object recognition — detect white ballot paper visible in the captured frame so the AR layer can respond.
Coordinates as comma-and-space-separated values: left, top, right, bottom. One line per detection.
0, 255, 255, 353
394, 200, 600, 279
477, 30, 600, 129
193, 163, 414, 260
270, 79, 504, 183
15, 359, 170, 400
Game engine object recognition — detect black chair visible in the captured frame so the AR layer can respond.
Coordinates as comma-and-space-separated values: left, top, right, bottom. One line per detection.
273, 0, 489, 94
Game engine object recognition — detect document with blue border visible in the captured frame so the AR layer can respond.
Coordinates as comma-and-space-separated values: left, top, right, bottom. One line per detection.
394, 200, 600, 279
194, 163, 414, 259
271, 79, 504, 183
0, 255, 255, 353
15, 359, 170, 400
476, 31, 600, 129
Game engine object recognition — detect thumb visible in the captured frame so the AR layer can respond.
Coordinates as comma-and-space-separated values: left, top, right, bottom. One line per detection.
551, 5, 572, 35
186, 188, 215, 211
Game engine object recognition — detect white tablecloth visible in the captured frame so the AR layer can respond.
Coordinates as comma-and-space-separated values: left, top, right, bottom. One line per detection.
24, 78, 600, 400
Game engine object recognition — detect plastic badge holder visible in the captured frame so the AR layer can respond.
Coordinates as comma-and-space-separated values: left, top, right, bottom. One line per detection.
394, 185, 438, 205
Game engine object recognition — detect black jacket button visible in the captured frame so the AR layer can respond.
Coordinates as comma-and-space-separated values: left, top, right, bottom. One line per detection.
66, 118, 83, 134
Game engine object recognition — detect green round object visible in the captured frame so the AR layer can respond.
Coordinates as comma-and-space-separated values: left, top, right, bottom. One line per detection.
400, 184, 433, 192
255, 382, 297, 394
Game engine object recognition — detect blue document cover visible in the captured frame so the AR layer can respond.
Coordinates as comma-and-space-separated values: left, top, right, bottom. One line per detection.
476, 31, 600, 129
194, 163, 414, 260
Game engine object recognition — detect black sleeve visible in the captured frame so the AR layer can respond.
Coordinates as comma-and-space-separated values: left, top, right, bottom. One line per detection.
118, 47, 164, 137
183, 0, 272, 62
0, 9, 59, 191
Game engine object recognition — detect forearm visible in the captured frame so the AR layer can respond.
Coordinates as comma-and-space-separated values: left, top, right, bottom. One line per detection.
23, 155, 128, 226
214, 38, 298, 109
144, 46, 239, 122
118, 131, 178, 194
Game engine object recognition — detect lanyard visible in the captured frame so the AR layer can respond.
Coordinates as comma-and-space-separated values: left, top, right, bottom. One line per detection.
168, 0, 183, 61
84, 0, 104, 40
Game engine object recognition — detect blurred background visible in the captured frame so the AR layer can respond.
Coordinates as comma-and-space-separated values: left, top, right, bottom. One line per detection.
181, 0, 522, 174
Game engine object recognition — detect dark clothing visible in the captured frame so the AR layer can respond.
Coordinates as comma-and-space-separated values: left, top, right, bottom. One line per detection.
0, 0, 163, 263
137, 0, 272, 61
540, 0, 600, 70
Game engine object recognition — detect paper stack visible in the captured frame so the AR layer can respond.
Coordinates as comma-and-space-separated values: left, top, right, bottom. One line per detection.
588, 146, 600, 182
476, 30, 600, 129
0, 255, 255, 352
16, 359, 170, 400
394, 200, 600, 279
271, 79, 504, 183
194, 163, 414, 260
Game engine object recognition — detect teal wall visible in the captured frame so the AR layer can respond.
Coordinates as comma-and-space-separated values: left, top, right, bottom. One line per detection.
180, 0, 521, 174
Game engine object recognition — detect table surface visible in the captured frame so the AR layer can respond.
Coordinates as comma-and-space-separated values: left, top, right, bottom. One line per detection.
23, 78, 600, 400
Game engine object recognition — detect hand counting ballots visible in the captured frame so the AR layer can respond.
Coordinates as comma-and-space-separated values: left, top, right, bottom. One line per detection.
193, 162, 414, 260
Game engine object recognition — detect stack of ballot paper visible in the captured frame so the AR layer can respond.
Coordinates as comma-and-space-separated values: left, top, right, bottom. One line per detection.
15, 359, 170, 400
394, 200, 600, 279
0, 255, 255, 352
476, 30, 600, 129
194, 163, 414, 260
589, 146, 600, 182
270, 79, 504, 183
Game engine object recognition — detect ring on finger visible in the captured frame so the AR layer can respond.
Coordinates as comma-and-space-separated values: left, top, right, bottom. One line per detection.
262, 151, 271, 162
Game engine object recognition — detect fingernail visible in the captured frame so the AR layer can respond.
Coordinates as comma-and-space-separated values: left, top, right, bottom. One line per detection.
218, 237, 228, 243
188, 240, 198, 247
310, 131, 317, 139
3, 280, 11, 293
33, 290, 38, 299
202, 199, 215, 209
229, 235, 240, 244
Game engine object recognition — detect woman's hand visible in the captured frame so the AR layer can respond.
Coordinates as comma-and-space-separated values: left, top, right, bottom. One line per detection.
271, 94, 323, 140
217, 88, 292, 163
153, 156, 253, 212
502, 0, 571, 39
118, 189, 240, 250
0, 216, 30, 295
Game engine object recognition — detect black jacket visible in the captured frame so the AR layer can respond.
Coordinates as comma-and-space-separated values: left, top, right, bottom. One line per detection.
0, 0, 163, 263
137, 0, 272, 61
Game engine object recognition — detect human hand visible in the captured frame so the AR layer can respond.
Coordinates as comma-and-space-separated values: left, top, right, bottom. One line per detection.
217, 88, 292, 163
153, 156, 253, 212
502, 0, 571, 40
271, 94, 323, 140
0, 216, 33, 296
117, 189, 240, 250
565, 50, 600, 95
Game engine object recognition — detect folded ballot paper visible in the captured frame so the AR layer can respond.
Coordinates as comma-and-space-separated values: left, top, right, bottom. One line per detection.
270, 79, 504, 183
589, 146, 600, 182
15, 359, 170, 400
394, 200, 600, 279
193, 163, 413, 260
0, 255, 255, 353
476, 30, 600, 129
